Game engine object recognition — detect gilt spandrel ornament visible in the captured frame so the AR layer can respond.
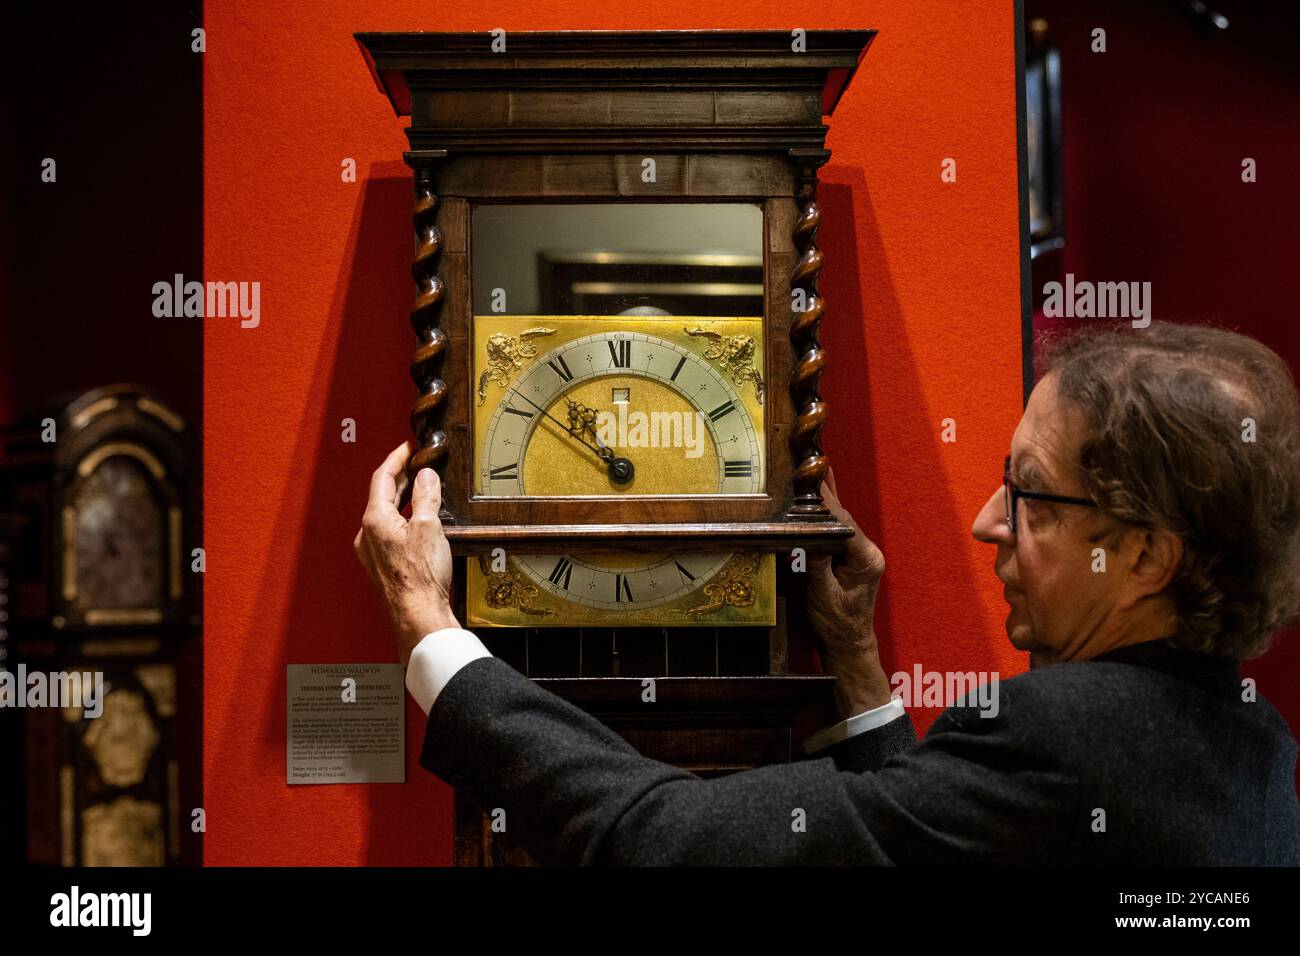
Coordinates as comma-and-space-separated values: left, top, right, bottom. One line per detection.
687, 552, 762, 615
476, 328, 558, 406
685, 326, 765, 405
476, 553, 557, 617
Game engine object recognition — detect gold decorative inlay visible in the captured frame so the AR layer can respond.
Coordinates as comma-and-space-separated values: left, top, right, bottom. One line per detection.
476, 328, 557, 405
83, 688, 160, 787
476, 555, 556, 617
687, 552, 762, 615
77, 442, 166, 480
136, 663, 176, 717
62, 506, 77, 600
85, 609, 163, 626
169, 507, 183, 599
81, 797, 164, 867
82, 638, 162, 657
685, 326, 765, 404
70, 397, 119, 429
137, 397, 185, 432
60, 765, 75, 867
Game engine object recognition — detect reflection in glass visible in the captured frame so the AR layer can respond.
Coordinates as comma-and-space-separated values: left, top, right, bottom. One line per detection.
75, 457, 163, 609
472, 203, 764, 317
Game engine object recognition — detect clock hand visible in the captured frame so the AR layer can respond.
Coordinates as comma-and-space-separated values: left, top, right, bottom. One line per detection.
513, 392, 635, 485
568, 399, 636, 485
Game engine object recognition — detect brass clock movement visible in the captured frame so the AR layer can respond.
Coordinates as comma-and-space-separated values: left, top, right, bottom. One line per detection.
358, 29, 875, 865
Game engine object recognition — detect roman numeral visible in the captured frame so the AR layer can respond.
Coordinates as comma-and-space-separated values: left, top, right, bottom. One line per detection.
708, 400, 736, 422
548, 557, 573, 591
607, 339, 631, 368
723, 460, 753, 478
503, 405, 533, 420
669, 355, 687, 381
547, 355, 574, 382
674, 560, 696, 582
614, 573, 634, 603
489, 463, 519, 481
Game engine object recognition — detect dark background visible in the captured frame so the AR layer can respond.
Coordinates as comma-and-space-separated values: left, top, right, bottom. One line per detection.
0, 5, 203, 426
0, 3, 203, 863
1026, 0, 1300, 784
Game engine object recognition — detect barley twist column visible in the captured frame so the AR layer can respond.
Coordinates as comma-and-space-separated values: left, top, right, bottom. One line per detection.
407, 161, 452, 519
788, 155, 832, 518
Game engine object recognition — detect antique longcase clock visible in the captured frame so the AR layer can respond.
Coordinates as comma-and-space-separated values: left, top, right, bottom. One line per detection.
357, 29, 874, 865
1, 385, 201, 866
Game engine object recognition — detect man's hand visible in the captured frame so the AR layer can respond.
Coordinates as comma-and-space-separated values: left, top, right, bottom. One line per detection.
807, 467, 894, 719
354, 442, 461, 667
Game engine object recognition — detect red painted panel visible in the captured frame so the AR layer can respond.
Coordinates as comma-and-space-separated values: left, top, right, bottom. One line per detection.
204, 2, 1024, 865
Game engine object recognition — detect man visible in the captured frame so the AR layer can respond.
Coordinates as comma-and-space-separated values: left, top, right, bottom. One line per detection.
355, 321, 1300, 864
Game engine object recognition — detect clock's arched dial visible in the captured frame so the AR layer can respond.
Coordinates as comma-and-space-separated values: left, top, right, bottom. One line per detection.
470, 317, 773, 626
73, 455, 164, 611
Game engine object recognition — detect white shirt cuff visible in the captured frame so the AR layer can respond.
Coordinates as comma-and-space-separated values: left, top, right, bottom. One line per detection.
404, 626, 493, 715
801, 697, 906, 755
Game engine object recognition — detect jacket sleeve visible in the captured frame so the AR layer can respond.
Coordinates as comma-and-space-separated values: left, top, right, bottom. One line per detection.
420, 657, 1081, 865
808, 713, 919, 774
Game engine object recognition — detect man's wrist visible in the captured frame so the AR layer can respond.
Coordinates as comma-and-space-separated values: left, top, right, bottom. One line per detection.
408, 613, 461, 645
398, 612, 462, 667
823, 651, 893, 719
423, 614, 462, 637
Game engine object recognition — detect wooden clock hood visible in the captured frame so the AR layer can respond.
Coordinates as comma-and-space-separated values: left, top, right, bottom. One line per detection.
354, 30, 875, 555
355, 30, 875, 143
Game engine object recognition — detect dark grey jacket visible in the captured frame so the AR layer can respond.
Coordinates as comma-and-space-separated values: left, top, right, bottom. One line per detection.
419, 640, 1300, 864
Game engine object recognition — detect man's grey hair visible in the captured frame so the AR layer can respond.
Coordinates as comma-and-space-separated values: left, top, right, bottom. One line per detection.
1039, 320, 1300, 660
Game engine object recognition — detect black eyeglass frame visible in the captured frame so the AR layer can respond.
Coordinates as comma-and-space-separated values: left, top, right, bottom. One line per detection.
1003, 455, 1099, 534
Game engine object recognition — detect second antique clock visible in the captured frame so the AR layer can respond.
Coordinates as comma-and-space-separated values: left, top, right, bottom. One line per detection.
1, 385, 201, 866
357, 29, 874, 865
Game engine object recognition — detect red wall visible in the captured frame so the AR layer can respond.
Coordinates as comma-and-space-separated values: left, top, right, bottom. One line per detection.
204, 2, 1024, 865
1027, 0, 1300, 774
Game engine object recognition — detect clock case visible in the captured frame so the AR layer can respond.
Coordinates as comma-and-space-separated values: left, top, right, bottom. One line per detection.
356, 29, 871, 556
0, 385, 202, 866
357, 30, 877, 866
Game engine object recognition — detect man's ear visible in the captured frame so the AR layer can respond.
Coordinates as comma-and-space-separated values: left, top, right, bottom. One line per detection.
1122, 526, 1183, 603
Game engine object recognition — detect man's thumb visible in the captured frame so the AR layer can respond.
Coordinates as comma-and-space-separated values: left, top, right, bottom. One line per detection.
410, 467, 440, 517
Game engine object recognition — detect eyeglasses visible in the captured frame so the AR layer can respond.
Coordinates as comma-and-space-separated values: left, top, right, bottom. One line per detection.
1003, 455, 1098, 534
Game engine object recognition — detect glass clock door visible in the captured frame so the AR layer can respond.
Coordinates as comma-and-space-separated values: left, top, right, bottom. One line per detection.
467, 202, 774, 628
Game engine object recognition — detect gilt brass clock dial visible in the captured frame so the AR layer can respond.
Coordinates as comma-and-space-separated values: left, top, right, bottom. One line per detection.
468, 313, 774, 627
477, 324, 763, 497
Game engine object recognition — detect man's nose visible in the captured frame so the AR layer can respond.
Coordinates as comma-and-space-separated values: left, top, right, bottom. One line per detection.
972, 486, 1012, 544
